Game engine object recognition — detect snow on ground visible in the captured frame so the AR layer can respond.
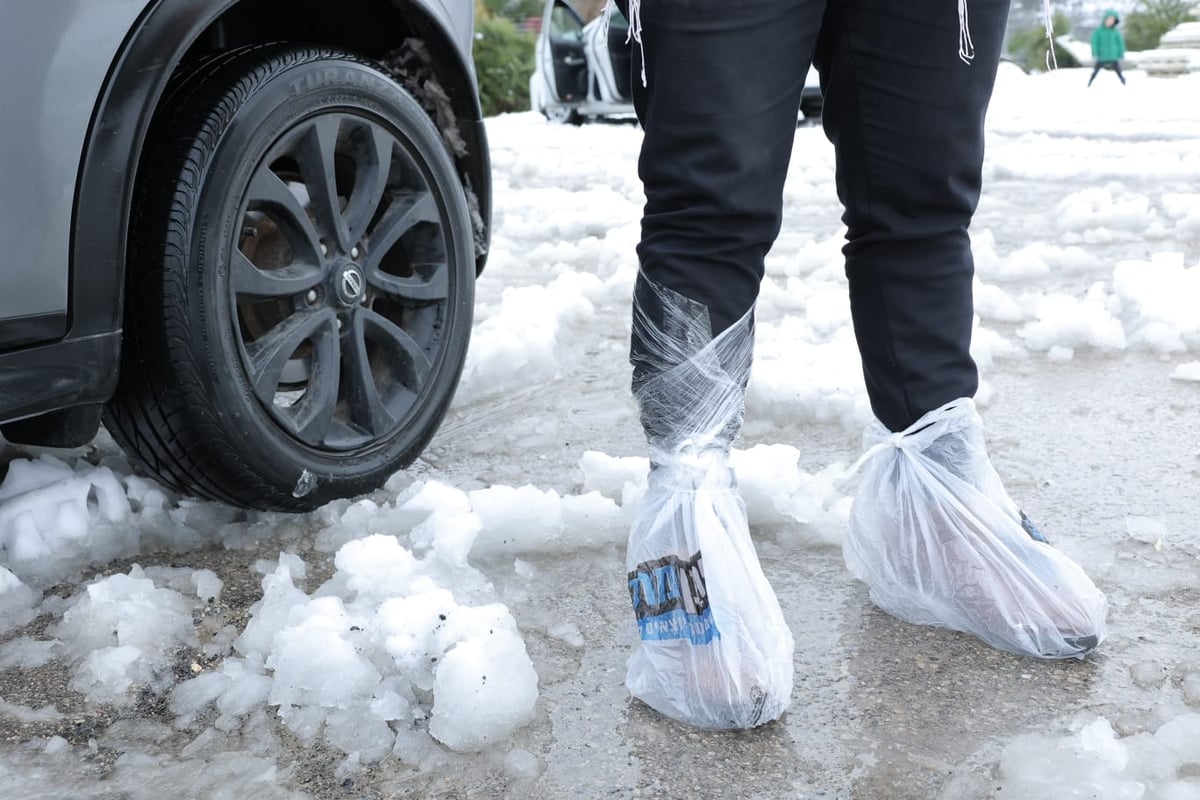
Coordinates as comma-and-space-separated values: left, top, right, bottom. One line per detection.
1, 67, 1200, 798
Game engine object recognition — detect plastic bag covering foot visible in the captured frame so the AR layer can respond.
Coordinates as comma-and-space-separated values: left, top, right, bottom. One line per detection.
626, 281, 794, 728
843, 398, 1107, 660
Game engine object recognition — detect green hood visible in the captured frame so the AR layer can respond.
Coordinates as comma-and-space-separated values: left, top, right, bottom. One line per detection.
1092, 12, 1126, 61
1103, 9, 1120, 23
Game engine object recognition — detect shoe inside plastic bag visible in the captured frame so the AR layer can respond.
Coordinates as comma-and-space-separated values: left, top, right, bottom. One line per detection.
843, 398, 1107, 660
625, 279, 794, 729
627, 449, 795, 729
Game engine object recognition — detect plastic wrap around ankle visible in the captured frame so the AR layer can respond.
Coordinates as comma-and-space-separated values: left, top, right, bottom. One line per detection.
631, 279, 753, 472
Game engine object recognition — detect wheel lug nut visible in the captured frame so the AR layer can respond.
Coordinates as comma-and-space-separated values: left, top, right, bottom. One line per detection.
320, 242, 329, 257
351, 246, 360, 259
305, 290, 318, 304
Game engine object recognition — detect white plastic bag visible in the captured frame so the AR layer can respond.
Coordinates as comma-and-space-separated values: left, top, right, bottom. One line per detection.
625, 280, 793, 728
626, 449, 794, 729
843, 398, 1107, 659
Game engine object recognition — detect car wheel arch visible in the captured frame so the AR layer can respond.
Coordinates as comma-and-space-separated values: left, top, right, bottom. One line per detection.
73, 0, 491, 343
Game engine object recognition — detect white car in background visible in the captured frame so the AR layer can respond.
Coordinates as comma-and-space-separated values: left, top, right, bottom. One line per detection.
530, 0, 824, 125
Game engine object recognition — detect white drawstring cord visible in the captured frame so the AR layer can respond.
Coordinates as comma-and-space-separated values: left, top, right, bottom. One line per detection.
627, 0, 646, 86
1043, 0, 1059, 70
962, 0, 1057, 69
604, 0, 646, 86
959, 0, 976, 64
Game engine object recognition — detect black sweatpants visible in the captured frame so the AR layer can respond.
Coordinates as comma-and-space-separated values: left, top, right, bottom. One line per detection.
1088, 60, 1126, 85
619, 0, 1011, 432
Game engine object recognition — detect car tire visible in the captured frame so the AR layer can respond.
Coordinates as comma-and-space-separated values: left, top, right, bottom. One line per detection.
105, 45, 475, 512
543, 104, 584, 126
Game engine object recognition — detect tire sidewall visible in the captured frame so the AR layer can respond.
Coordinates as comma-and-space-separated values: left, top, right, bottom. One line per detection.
188, 54, 474, 503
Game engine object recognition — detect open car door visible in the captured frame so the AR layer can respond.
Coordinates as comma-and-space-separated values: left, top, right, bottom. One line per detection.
538, 0, 589, 103
586, 2, 633, 102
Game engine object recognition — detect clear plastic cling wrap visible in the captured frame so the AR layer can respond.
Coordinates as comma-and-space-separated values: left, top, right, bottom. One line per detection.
843, 398, 1108, 660
625, 280, 794, 729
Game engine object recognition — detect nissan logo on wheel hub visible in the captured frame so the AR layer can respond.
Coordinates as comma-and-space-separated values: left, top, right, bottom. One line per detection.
336, 265, 364, 305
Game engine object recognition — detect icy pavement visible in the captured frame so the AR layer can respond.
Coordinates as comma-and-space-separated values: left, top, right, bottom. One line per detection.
2, 67, 1200, 799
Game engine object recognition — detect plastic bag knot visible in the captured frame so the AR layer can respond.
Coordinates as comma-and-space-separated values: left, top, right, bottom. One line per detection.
843, 431, 910, 480
650, 437, 734, 490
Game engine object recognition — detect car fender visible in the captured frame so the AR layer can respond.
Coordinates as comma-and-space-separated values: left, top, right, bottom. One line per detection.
0, 0, 149, 349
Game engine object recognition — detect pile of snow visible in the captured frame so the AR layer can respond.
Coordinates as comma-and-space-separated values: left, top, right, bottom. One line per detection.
51, 567, 198, 704
0, 460, 554, 759
997, 714, 1200, 799
747, 234, 879, 432
169, 484, 554, 760
997, 253, 1200, 359
171, 536, 539, 759
730, 446, 851, 542
466, 484, 623, 556
1112, 253, 1200, 353
1161, 192, 1200, 234
749, 320, 873, 432
0, 450, 298, 588
0, 565, 37, 635
973, 228, 1101, 283
1055, 187, 1166, 242
1019, 282, 1127, 355
458, 269, 622, 405
0, 456, 132, 585
1170, 361, 1200, 382
279, 542, 532, 753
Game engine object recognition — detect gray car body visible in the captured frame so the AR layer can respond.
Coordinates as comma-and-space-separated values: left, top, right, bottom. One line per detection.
0, 0, 485, 426
0, 0, 471, 330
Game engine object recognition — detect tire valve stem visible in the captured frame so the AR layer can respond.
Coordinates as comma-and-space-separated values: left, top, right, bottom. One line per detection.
242, 226, 258, 238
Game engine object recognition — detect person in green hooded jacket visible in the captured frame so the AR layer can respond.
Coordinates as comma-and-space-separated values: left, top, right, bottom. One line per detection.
1089, 10, 1127, 85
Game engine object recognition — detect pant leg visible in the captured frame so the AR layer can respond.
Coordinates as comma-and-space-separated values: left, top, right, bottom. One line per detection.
814, 0, 1011, 432
626, 0, 825, 350
1088, 63, 1103, 85
1113, 61, 1126, 83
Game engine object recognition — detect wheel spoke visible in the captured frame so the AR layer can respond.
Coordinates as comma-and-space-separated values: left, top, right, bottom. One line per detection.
360, 307, 432, 390
246, 168, 325, 264
364, 261, 449, 303
344, 121, 396, 247
232, 251, 323, 300
290, 320, 341, 444
363, 192, 439, 272
244, 308, 336, 407
295, 116, 352, 253
343, 310, 397, 437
